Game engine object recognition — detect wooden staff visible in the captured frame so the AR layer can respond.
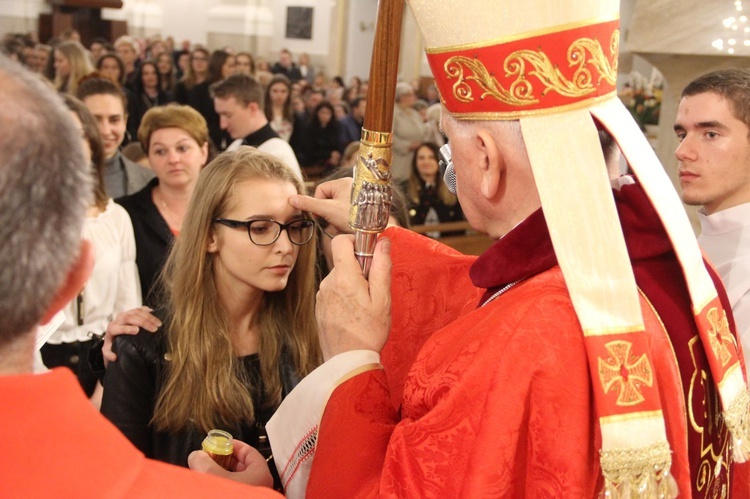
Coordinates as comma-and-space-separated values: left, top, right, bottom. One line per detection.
349, 0, 405, 277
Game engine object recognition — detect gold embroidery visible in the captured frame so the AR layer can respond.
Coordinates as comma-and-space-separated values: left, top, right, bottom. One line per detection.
600, 442, 676, 498
706, 307, 735, 367
443, 31, 618, 106
445, 56, 536, 106
687, 336, 732, 497
598, 340, 653, 406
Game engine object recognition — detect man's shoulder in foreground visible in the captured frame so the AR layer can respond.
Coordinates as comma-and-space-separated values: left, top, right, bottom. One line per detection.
0, 369, 280, 498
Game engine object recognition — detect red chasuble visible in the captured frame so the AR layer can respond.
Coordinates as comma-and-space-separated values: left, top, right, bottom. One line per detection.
307, 180, 749, 498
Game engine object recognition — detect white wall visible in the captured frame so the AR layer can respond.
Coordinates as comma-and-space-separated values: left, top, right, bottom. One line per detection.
0, 0, 49, 35
0, 0, 415, 82
343, 0, 377, 82
141, 0, 205, 44
268, 0, 333, 57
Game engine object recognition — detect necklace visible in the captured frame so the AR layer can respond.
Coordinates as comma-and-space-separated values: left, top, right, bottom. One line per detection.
154, 188, 184, 231
481, 278, 525, 307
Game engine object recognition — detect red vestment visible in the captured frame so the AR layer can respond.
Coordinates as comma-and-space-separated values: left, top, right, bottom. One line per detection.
0, 368, 280, 498
306, 181, 749, 498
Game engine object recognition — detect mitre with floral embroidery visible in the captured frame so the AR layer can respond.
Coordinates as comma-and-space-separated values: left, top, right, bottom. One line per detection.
407, 0, 750, 496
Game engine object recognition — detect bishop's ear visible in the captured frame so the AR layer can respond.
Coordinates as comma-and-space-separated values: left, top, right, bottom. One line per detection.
476, 129, 504, 200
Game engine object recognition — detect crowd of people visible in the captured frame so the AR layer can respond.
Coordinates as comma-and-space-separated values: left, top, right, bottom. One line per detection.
1, 0, 749, 495
3, 29, 458, 231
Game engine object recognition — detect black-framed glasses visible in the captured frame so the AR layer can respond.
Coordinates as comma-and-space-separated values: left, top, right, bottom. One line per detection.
213, 218, 315, 246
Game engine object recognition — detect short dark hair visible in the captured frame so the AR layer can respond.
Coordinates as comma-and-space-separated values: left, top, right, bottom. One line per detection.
210, 73, 263, 107
76, 75, 129, 112
682, 68, 750, 128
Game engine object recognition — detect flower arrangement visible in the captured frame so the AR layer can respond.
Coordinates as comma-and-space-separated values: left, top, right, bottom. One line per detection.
619, 69, 664, 131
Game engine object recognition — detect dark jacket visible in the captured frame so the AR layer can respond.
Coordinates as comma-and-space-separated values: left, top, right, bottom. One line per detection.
116, 178, 172, 307
270, 63, 302, 82
301, 119, 340, 167
127, 90, 172, 143
338, 114, 362, 151
100, 321, 300, 468
188, 80, 229, 151
400, 179, 464, 227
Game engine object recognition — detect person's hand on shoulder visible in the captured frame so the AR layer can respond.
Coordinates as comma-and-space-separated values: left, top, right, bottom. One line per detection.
188, 440, 274, 488
103, 306, 161, 364
316, 235, 392, 361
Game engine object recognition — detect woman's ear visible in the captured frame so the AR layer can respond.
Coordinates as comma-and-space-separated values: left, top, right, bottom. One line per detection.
476, 129, 504, 200
207, 228, 219, 253
41, 240, 94, 325
200, 141, 209, 167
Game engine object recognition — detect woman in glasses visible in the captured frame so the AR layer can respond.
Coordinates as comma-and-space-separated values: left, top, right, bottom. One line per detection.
100, 147, 320, 477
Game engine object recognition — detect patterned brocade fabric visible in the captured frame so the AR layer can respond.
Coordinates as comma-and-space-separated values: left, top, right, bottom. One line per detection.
306, 180, 749, 497
310, 236, 689, 496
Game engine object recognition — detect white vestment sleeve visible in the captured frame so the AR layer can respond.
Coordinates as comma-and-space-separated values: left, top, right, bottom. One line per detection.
267, 350, 381, 498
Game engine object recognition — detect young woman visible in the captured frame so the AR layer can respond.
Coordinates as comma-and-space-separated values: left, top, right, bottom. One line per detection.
100, 147, 320, 473
155, 52, 177, 100
127, 60, 171, 141
76, 76, 154, 199
301, 101, 341, 172
96, 53, 126, 87
401, 142, 463, 233
189, 50, 235, 150
54, 40, 94, 95
264, 74, 295, 142
41, 95, 141, 404
235, 52, 255, 76
174, 46, 209, 104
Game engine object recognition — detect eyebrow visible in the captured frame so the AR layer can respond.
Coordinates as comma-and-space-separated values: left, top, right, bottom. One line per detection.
242, 213, 305, 221
673, 120, 727, 132
151, 138, 192, 148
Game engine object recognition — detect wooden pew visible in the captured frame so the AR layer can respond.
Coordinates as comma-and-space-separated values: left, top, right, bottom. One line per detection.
410, 221, 494, 256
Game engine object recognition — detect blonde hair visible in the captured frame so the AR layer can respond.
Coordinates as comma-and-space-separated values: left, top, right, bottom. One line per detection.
54, 41, 94, 95
152, 147, 320, 433
138, 104, 209, 154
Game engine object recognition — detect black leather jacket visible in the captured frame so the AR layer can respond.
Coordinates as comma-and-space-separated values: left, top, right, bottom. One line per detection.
99, 327, 300, 468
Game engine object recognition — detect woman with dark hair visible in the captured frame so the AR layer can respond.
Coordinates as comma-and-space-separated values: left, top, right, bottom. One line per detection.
264, 74, 295, 142
41, 95, 141, 405
155, 52, 177, 100
301, 101, 341, 175
100, 148, 320, 482
127, 60, 172, 141
189, 49, 235, 150
76, 76, 154, 198
401, 141, 463, 235
96, 53, 126, 87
